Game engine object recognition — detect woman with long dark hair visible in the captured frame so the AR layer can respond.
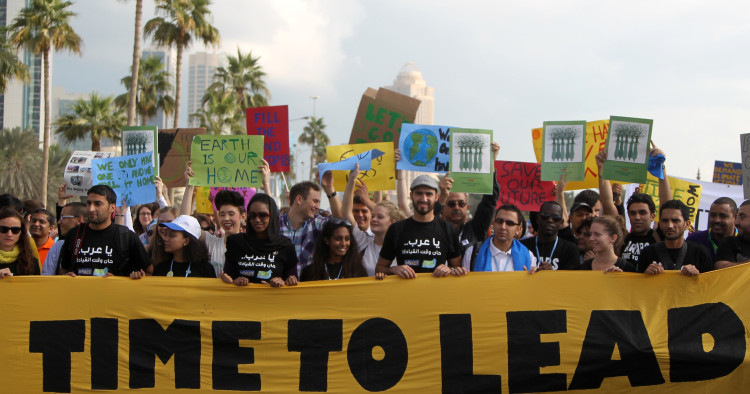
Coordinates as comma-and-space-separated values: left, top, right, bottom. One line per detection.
222, 193, 298, 286
0, 208, 40, 277
133, 203, 158, 237
301, 218, 367, 281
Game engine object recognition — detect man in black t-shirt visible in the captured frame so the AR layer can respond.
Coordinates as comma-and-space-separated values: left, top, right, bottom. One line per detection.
521, 201, 580, 270
716, 199, 750, 269
59, 185, 151, 276
639, 200, 711, 275
377, 175, 466, 279
618, 193, 659, 268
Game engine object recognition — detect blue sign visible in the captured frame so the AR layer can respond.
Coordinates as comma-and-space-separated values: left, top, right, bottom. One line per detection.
713, 160, 742, 185
92, 152, 156, 206
397, 124, 453, 173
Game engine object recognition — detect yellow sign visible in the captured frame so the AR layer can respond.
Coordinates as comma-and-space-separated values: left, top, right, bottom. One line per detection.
326, 142, 395, 191
642, 174, 703, 223
3, 268, 750, 392
533, 120, 610, 190
194, 186, 214, 214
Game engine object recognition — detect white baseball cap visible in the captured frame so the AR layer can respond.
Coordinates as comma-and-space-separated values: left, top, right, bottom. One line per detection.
159, 215, 201, 239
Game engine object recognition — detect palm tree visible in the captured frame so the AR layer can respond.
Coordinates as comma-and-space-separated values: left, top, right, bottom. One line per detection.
55, 93, 126, 151
190, 89, 243, 135
124, 0, 144, 127
0, 128, 41, 200
45, 143, 72, 208
205, 48, 270, 111
115, 55, 175, 126
0, 27, 28, 93
144, 0, 220, 128
298, 117, 330, 181
9, 0, 82, 207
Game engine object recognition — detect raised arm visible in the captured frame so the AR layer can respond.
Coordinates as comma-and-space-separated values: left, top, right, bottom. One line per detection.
650, 142, 672, 206
555, 174, 569, 224
180, 161, 195, 215
596, 149, 619, 216
395, 149, 412, 217
341, 164, 360, 225
321, 170, 342, 218
354, 179, 377, 212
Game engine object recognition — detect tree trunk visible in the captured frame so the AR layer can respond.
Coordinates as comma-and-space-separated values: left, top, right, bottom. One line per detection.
92, 137, 101, 152
41, 50, 50, 206
173, 41, 182, 128
310, 133, 315, 181
126, 0, 142, 127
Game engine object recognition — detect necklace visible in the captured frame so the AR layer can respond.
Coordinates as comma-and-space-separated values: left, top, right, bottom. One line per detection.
167, 259, 191, 278
535, 237, 558, 264
324, 262, 343, 280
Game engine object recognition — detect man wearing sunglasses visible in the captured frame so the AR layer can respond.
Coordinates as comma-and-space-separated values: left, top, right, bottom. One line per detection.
520, 201, 580, 270
42, 202, 86, 275
715, 199, 750, 269
464, 204, 536, 271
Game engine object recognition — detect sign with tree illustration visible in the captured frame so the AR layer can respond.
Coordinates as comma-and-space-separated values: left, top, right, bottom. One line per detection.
122, 126, 159, 176
448, 128, 493, 194
602, 116, 653, 183
541, 120, 586, 181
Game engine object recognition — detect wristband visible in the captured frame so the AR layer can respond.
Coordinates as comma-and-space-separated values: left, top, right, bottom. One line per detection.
327, 191, 337, 199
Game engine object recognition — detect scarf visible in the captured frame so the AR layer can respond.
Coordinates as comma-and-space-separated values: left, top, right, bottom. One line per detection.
474, 237, 531, 272
0, 246, 20, 263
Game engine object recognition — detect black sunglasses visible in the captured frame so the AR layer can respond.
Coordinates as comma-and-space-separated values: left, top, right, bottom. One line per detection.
494, 218, 519, 226
248, 212, 271, 221
540, 212, 563, 223
330, 218, 352, 227
447, 201, 467, 208
0, 226, 22, 234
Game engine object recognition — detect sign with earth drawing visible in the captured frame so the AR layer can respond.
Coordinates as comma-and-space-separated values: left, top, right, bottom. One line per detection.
188, 135, 265, 188
602, 116, 653, 184
449, 128, 494, 194
397, 124, 453, 173
122, 126, 159, 176
541, 120, 587, 181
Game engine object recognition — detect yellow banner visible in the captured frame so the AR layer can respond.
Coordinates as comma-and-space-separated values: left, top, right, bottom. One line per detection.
533, 120, 610, 190
641, 174, 703, 223
326, 142, 395, 191
3, 268, 750, 393
195, 186, 214, 214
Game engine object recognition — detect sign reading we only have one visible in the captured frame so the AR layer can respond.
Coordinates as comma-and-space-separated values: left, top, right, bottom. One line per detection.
246, 105, 289, 172
91, 152, 155, 206
189, 135, 265, 188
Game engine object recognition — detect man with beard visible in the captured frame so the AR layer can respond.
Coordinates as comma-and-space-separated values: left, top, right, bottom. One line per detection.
638, 200, 712, 275
521, 201, 580, 270
686, 197, 737, 262
376, 175, 466, 279
715, 200, 750, 269
42, 202, 86, 275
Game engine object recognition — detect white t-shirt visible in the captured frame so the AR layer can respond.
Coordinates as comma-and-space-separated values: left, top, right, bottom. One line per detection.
204, 232, 226, 276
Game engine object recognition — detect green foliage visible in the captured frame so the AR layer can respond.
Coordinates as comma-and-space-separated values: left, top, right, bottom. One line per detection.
54, 92, 126, 151
115, 55, 175, 126
298, 117, 330, 181
190, 89, 243, 135
0, 27, 27, 93
204, 48, 270, 110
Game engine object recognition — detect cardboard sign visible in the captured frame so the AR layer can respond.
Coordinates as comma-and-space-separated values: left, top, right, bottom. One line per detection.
348, 87, 421, 147
741, 133, 750, 198
188, 135, 265, 188
448, 128, 493, 194
494, 161, 556, 211
602, 116, 653, 184
64, 151, 115, 196
532, 120, 610, 190
541, 120, 587, 181
246, 105, 290, 172
158, 128, 207, 188
397, 124, 452, 173
712, 161, 742, 185
122, 126, 158, 176
327, 142, 395, 192
91, 152, 155, 206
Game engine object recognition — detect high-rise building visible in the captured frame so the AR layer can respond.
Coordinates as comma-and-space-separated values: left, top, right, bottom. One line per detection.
141, 45, 177, 129
187, 52, 224, 127
0, 0, 45, 140
386, 62, 435, 125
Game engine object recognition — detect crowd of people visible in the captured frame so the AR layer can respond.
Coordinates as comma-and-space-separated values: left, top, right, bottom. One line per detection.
1, 142, 747, 282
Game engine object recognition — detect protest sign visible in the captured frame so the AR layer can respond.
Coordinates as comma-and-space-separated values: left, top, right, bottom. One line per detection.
494, 161, 555, 211
4, 267, 750, 393
317, 149, 385, 183
348, 87, 421, 147
602, 116, 652, 184
741, 133, 750, 198
327, 142, 395, 192
397, 124, 452, 173
541, 120, 586, 181
122, 126, 158, 176
712, 160, 742, 185
195, 187, 214, 214
157, 128, 206, 188
64, 151, 115, 196
449, 128, 493, 194
246, 105, 290, 172
209, 187, 257, 211
639, 173, 702, 223
188, 135, 264, 188
91, 152, 155, 206
532, 120, 609, 190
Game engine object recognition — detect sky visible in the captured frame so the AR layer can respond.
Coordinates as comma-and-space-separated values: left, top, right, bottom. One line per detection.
51, 0, 750, 181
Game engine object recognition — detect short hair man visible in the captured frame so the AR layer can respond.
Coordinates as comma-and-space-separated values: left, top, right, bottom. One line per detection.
619, 193, 659, 267
376, 175, 467, 279
58, 185, 151, 276
686, 197, 737, 262
42, 202, 86, 275
521, 201, 580, 270
715, 200, 750, 269
638, 200, 712, 275
352, 195, 372, 233
464, 204, 536, 271
29, 208, 55, 268
558, 201, 594, 245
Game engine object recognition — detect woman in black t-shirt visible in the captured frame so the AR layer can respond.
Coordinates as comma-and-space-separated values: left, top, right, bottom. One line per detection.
0, 208, 40, 277
130, 215, 214, 278
579, 216, 635, 272
301, 219, 367, 281
221, 194, 298, 286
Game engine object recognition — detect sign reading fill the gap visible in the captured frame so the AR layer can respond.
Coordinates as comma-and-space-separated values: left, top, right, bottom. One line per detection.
246, 105, 290, 172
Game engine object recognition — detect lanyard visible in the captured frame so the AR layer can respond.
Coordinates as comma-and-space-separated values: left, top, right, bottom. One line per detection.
708, 228, 737, 253
535, 237, 558, 264
324, 263, 343, 280
167, 260, 191, 278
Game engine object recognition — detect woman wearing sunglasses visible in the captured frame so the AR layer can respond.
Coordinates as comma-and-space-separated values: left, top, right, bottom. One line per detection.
0, 208, 40, 277
131, 215, 215, 278
222, 193, 298, 286
301, 218, 367, 281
